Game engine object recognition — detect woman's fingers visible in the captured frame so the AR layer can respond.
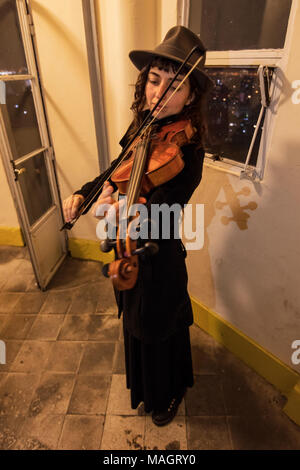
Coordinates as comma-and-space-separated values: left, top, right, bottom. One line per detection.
63, 194, 84, 222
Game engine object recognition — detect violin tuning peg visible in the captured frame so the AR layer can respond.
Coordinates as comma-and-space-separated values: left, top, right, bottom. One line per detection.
132, 241, 159, 257
144, 242, 159, 256
100, 239, 116, 253
102, 264, 110, 278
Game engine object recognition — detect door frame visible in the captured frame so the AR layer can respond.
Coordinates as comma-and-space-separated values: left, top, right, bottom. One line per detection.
0, 0, 67, 289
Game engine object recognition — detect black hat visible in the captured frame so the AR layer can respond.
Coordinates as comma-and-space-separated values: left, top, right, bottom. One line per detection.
129, 25, 214, 93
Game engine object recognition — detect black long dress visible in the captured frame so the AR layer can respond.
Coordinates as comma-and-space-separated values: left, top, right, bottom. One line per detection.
74, 112, 204, 413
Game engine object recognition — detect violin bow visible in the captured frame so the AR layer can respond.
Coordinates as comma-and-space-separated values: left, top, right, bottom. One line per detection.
60, 45, 204, 230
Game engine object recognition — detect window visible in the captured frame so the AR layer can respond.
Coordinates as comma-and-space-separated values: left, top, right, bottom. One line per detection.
182, 0, 293, 180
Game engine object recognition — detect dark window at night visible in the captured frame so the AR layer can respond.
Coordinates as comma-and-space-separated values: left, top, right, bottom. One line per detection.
189, 0, 292, 51
203, 67, 273, 166
188, 0, 291, 170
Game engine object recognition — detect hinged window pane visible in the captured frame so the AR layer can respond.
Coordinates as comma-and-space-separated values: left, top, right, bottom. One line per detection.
1, 79, 42, 159
204, 66, 274, 166
189, 0, 292, 50
0, 0, 28, 75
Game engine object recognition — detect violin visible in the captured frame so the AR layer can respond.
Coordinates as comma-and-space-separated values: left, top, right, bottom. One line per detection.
61, 46, 204, 291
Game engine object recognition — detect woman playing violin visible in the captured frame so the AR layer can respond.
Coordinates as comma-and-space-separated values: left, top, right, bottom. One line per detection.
63, 26, 213, 426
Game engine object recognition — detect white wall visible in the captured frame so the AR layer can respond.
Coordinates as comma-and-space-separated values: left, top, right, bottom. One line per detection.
187, 2, 300, 373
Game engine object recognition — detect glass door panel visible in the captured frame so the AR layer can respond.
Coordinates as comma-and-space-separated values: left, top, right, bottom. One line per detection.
0, 0, 28, 75
15, 152, 53, 226
1, 79, 42, 159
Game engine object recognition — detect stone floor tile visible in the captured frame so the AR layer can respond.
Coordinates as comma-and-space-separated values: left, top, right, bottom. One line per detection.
0, 246, 27, 261
27, 315, 65, 341
47, 258, 103, 290
0, 315, 9, 334
15, 258, 35, 275
68, 283, 101, 314
45, 342, 84, 373
0, 373, 40, 416
220, 361, 286, 416
185, 375, 226, 416
68, 375, 111, 415
86, 316, 120, 341
1, 272, 33, 293
190, 325, 220, 375
186, 416, 232, 450
28, 372, 76, 417
0, 258, 23, 286
106, 374, 145, 416
100, 415, 145, 450
40, 291, 73, 314
58, 315, 92, 340
12, 292, 48, 314
112, 341, 125, 374
228, 414, 300, 450
78, 343, 116, 374
13, 414, 65, 450
0, 415, 25, 450
95, 282, 118, 315
0, 293, 23, 313
59, 315, 120, 342
1, 315, 36, 340
57, 415, 104, 450
10, 341, 53, 373
144, 415, 187, 450
0, 341, 23, 372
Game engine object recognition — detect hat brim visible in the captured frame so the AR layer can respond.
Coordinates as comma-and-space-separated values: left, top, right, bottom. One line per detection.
129, 49, 214, 93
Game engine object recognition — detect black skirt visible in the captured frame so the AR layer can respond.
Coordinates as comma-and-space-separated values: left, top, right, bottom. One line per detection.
123, 318, 194, 413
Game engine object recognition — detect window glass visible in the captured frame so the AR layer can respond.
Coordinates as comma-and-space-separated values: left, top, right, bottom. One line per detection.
189, 0, 292, 50
203, 67, 272, 166
0, 0, 28, 75
2, 79, 42, 159
16, 152, 53, 226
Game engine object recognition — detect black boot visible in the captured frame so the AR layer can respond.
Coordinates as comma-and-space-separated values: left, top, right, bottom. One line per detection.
152, 388, 186, 427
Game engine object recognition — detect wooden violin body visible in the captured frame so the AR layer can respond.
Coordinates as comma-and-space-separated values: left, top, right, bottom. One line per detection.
102, 118, 195, 291
111, 119, 195, 195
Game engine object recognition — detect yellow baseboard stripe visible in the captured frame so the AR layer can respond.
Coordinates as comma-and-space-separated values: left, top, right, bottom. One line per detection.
0, 226, 24, 246
191, 295, 300, 426
68, 237, 114, 264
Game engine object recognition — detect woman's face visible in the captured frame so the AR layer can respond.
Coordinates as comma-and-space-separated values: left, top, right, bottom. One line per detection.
145, 66, 192, 119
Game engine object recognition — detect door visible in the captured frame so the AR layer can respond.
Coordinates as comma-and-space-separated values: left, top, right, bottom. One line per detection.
0, 0, 67, 289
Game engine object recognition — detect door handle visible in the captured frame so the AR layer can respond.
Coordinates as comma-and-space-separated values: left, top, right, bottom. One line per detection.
13, 167, 26, 180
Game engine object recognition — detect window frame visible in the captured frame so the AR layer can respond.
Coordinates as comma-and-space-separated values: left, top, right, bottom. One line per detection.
177, 0, 297, 181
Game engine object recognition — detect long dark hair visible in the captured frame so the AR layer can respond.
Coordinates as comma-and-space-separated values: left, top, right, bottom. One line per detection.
129, 56, 211, 150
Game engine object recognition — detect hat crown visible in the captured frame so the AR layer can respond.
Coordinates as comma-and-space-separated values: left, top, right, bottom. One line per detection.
129, 25, 214, 92
155, 26, 206, 68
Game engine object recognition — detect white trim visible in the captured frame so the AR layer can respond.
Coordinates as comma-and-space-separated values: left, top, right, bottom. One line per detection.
206, 50, 283, 67
0, 74, 34, 81
13, 147, 47, 165
177, 0, 190, 26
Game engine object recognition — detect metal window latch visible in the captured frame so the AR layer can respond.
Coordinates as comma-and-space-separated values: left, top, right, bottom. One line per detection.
240, 66, 274, 182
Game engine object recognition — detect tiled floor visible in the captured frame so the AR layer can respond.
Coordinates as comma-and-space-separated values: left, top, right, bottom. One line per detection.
0, 245, 300, 450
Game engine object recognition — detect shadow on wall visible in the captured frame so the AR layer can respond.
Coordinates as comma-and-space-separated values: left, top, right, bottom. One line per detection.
195, 139, 300, 373
186, 164, 259, 310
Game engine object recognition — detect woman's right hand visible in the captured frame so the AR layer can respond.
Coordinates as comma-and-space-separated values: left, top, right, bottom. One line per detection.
63, 194, 85, 223
91, 180, 115, 220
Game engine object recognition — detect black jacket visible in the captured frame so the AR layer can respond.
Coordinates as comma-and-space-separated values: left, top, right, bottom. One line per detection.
74, 115, 204, 343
